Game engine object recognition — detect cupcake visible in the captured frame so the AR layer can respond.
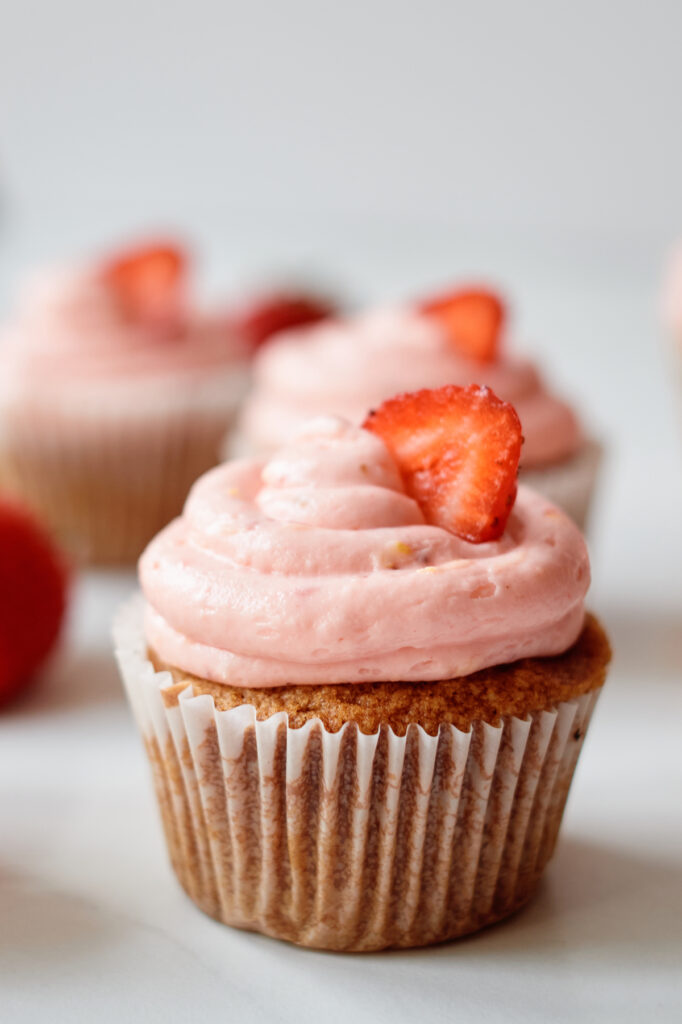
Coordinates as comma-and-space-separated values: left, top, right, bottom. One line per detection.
115, 384, 610, 952
662, 243, 682, 408
236, 288, 601, 528
0, 241, 250, 564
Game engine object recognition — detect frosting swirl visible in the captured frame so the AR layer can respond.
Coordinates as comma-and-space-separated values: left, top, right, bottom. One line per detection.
140, 417, 589, 687
0, 267, 249, 397
239, 307, 582, 468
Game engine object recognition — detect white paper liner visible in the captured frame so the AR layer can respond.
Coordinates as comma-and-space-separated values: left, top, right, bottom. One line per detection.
521, 438, 602, 531
114, 597, 602, 952
0, 370, 247, 565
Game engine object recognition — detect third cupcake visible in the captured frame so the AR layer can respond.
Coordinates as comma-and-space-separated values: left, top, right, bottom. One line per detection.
236, 287, 601, 529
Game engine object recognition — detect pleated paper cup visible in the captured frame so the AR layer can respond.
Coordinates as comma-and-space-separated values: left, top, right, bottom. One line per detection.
0, 370, 247, 565
114, 598, 602, 953
520, 438, 602, 532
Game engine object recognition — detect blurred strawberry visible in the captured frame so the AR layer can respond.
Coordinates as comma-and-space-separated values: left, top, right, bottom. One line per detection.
364, 384, 522, 543
0, 501, 68, 707
236, 291, 336, 349
100, 241, 187, 332
419, 287, 506, 363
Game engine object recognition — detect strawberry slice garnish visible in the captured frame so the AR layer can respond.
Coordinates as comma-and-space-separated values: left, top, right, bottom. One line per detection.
419, 287, 506, 363
100, 241, 187, 331
236, 292, 335, 349
363, 384, 522, 543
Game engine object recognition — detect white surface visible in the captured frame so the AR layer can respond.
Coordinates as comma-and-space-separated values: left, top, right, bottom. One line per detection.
1, 261, 681, 1021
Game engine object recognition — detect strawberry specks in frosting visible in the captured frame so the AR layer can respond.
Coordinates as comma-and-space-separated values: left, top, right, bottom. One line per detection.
140, 417, 590, 687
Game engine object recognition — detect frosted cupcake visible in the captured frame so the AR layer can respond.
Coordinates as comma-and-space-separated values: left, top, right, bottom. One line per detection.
236, 288, 601, 528
0, 241, 250, 564
115, 384, 610, 952
662, 244, 682, 407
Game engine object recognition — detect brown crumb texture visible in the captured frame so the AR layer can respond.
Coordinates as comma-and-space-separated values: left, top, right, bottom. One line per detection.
149, 613, 610, 737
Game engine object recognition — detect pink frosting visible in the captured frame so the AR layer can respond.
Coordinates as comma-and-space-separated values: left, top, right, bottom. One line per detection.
239, 308, 582, 468
140, 417, 589, 687
0, 267, 249, 398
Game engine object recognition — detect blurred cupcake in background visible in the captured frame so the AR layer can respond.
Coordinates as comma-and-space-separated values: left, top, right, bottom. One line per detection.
0, 239, 250, 564
232, 287, 337, 351
236, 286, 601, 529
662, 243, 682, 405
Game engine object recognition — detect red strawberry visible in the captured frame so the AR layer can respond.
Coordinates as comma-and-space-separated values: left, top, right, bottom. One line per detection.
419, 287, 506, 363
363, 384, 522, 543
100, 241, 187, 331
0, 501, 68, 708
237, 292, 335, 349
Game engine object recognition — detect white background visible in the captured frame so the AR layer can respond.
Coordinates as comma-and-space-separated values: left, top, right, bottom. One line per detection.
2, 0, 682, 249
1, 3, 681, 1022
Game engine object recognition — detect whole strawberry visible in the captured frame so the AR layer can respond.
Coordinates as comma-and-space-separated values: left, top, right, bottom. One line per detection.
236, 291, 336, 349
0, 501, 68, 707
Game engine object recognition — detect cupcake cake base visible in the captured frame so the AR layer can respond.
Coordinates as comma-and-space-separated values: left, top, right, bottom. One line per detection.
115, 602, 609, 952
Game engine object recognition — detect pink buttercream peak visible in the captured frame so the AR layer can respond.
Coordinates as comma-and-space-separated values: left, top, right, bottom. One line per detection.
1, 265, 249, 387
140, 418, 589, 687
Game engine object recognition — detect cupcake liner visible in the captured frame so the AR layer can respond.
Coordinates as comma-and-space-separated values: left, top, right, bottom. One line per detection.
0, 372, 246, 565
520, 438, 602, 531
114, 597, 602, 952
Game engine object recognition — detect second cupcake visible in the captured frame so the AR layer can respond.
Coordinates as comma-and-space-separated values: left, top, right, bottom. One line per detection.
236, 288, 601, 529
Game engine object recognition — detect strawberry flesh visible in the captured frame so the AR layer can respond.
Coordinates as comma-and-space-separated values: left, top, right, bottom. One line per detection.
363, 384, 522, 543
419, 287, 506, 363
100, 241, 187, 331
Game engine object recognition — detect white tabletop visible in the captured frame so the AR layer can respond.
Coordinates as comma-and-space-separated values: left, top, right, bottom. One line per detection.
1, 259, 681, 1022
